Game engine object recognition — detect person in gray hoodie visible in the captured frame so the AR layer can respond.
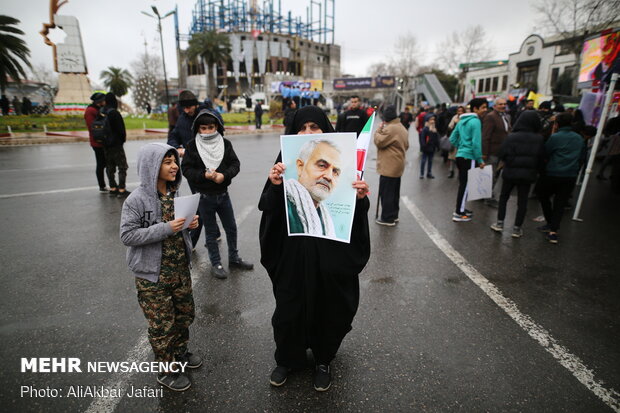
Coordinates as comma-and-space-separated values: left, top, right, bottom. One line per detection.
120, 143, 201, 392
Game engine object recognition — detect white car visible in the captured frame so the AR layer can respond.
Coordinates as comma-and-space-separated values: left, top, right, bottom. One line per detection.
230, 97, 250, 113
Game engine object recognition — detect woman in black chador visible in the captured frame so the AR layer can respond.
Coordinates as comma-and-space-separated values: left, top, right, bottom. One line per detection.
258, 105, 371, 391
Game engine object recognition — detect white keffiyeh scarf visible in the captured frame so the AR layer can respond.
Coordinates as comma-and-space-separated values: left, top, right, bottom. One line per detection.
285, 178, 335, 237
195, 132, 224, 171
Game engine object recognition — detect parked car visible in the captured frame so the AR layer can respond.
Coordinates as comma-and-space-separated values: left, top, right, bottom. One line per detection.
230, 97, 248, 113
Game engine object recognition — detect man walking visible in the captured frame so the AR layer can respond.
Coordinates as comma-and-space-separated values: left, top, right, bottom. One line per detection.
374, 104, 409, 226
399, 106, 414, 130
84, 92, 108, 192
254, 101, 264, 130
335, 95, 368, 136
537, 113, 585, 244
482, 97, 511, 207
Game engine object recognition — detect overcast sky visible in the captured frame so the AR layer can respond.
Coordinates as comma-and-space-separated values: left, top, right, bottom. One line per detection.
5, 0, 540, 87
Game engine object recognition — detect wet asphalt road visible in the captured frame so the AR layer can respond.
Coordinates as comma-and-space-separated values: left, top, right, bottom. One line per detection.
0, 130, 619, 413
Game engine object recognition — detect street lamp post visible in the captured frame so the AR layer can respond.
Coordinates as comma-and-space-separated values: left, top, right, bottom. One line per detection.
142, 6, 175, 107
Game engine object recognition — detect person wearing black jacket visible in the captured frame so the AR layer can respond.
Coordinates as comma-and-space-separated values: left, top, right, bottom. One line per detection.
103, 93, 130, 197
335, 95, 368, 135
259, 105, 370, 392
490, 111, 544, 238
182, 109, 253, 279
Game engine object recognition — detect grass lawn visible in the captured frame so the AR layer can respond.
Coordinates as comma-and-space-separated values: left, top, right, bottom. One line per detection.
0, 112, 281, 133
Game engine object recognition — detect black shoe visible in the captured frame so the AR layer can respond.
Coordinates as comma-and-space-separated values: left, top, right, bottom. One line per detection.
314, 364, 331, 392
117, 190, 131, 198
109, 189, 119, 196
426, 174, 435, 179
176, 351, 202, 369
448, 171, 455, 178
229, 258, 253, 271
99, 187, 109, 193
269, 365, 290, 387
157, 372, 191, 391
211, 264, 228, 279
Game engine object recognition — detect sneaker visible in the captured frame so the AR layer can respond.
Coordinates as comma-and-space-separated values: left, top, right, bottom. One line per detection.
452, 213, 471, 222
314, 364, 331, 392
157, 372, 191, 392
117, 189, 131, 198
176, 351, 202, 369
269, 365, 290, 387
99, 187, 109, 193
229, 258, 253, 271
511, 226, 523, 238
109, 189, 119, 196
464, 209, 474, 217
546, 232, 558, 244
211, 264, 228, 279
537, 224, 551, 233
375, 218, 396, 227
490, 221, 504, 232
426, 174, 435, 179
419, 176, 424, 179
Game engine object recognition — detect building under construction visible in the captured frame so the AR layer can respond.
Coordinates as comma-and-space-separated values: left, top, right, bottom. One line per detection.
175, 0, 340, 101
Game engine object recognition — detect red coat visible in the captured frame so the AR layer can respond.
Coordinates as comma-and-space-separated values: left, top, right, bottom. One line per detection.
84, 105, 102, 148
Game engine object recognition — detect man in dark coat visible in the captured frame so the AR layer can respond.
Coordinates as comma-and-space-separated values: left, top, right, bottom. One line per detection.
490, 111, 544, 238
102, 93, 130, 197
84, 92, 108, 192
482, 97, 511, 207
335, 95, 368, 136
254, 101, 263, 129
259, 105, 370, 392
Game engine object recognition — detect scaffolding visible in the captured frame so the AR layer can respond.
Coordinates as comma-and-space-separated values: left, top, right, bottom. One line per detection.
182, 0, 335, 44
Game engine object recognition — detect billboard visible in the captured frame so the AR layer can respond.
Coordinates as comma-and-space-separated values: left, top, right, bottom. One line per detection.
333, 76, 396, 90
271, 80, 323, 93
578, 30, 620, 88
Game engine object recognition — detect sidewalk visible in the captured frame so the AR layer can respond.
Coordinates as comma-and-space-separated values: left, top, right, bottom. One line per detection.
0, 124, 285, 146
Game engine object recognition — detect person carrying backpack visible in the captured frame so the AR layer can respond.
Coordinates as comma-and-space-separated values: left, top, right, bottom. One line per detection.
102, 93, 130, 197
84, 93, 108, 192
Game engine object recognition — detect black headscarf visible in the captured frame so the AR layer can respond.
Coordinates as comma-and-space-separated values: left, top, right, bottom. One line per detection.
286, 105, 335, 135
512, 110, 542, 133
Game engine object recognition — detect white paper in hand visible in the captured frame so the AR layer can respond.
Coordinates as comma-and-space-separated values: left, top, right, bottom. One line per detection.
466, 165, 493, 201
174, 193, 200, 230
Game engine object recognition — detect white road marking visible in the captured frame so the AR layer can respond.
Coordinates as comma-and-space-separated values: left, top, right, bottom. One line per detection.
0, 183, 140, 199
83, 204, 255, 413
402, 196, 620, 412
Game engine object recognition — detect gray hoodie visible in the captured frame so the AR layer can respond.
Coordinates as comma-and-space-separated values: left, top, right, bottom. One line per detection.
120, 143, 192, 282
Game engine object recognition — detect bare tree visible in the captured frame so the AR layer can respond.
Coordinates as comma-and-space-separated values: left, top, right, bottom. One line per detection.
533, 0, 620, 56
436, 25, 495, 74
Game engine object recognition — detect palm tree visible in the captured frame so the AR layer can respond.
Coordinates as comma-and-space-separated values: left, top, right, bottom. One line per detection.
188, 31, 231, 100
0, 15, 31, 94
100, 67, 133, 99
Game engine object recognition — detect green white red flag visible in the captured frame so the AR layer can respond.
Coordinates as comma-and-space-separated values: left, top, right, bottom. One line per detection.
356, 112, 375, 178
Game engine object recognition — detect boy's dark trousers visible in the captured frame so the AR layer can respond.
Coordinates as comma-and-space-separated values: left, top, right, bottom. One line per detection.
497, 178, 531, 227
455, 157, 476, 214
136, 270, 195, 362
103, 146, 128, 189
198, 192, 239, 266
537, 175, 576, 232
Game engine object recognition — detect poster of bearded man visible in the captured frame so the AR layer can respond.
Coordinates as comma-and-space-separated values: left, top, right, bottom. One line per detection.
280, 133, 357, 243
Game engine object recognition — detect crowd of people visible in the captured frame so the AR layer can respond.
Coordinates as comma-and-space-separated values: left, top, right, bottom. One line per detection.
0, 94, 33, 116
79, 88, 619, 394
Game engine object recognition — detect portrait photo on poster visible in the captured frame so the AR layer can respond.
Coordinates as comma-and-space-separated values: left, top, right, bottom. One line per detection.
280, 132, 357, 243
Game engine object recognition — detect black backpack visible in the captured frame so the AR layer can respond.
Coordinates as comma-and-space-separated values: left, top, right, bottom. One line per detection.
91, 107, 113, 146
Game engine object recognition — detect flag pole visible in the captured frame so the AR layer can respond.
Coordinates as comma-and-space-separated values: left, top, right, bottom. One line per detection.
572, 72, 618, 222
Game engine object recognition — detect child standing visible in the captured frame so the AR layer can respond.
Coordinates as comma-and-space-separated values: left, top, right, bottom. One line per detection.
120, 143, 201, 391
182, 109, 254, 279
419, 114, 440, 179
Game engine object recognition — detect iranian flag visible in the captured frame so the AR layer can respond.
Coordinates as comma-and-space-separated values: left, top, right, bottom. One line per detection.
356, 113, 376, 178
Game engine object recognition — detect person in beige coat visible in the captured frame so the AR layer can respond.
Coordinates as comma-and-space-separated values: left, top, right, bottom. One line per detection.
374, 104, 409, 226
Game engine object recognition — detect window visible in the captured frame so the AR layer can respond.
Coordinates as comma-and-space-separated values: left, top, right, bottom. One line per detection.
478, 79, 484, 93
492, 77, 498, 91
550, 67, 560, 86
485, 78, 491, 92
502, 75, 508, 90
